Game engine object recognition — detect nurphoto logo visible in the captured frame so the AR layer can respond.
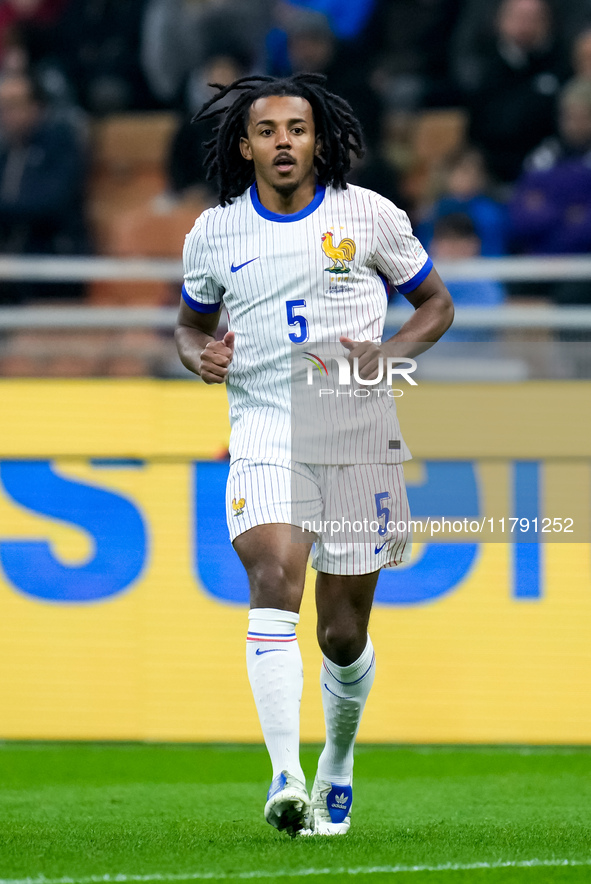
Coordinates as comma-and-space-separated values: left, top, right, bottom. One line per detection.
302, 351, 418, 397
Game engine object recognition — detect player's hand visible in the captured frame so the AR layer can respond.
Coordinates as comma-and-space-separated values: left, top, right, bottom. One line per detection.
340, 336, 383, 380
199, 331, 235, 384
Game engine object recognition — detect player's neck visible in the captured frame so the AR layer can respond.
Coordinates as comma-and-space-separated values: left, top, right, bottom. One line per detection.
255, 177, 317, 216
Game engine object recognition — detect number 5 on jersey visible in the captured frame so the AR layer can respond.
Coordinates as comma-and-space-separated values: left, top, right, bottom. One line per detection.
286, 299, 308, 343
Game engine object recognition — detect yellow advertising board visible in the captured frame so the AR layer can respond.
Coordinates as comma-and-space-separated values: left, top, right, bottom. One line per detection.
0, 380, 590, 743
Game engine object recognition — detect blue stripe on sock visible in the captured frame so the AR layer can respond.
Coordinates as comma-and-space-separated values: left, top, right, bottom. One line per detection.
324, 653, 375, 686
247, 631, 296, 638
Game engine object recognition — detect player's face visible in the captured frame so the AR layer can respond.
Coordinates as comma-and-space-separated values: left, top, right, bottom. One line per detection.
240, 95, 321, 197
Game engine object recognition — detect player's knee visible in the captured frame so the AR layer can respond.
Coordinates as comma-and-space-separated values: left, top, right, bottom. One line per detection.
248, 560, 300, 609
317, 621, 366, 666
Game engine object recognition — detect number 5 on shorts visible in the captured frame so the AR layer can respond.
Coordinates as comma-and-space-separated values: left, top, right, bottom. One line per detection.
374, 491, 391, 536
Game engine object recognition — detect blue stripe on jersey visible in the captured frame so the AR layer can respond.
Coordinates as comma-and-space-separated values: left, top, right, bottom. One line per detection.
250, 181, 325, 223
182, 284, 222, 313
395, 256, 433, 294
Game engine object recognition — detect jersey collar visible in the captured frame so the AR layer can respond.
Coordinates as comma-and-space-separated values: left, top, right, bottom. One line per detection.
249, 181, 326, 222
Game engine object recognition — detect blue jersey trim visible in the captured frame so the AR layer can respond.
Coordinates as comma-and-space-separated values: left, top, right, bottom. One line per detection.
250, 181, 326, 222
395, 256, 433, 294
182, 285, 222, 313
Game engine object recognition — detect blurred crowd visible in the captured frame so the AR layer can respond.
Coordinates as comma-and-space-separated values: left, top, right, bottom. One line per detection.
1, 0, 591, 314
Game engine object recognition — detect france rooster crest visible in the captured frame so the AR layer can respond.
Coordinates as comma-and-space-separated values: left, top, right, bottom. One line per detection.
232, 497, 246, 516
321, 230, 356, 273
321, 228, 356, 294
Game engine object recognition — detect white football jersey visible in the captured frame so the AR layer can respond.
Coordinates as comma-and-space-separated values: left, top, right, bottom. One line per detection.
182, 182, 432, 464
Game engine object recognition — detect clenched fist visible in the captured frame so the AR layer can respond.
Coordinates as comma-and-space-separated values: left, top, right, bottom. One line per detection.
340, 336, 383, 380
200, 331, 235, 384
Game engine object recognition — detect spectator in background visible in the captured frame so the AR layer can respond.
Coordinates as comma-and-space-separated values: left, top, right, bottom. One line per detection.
572, 27, 591, 80
167, 13, 399, 205
277, 0, 377, 42
0, 0, 68, 71
266, 0, 376, 77
0, 70, 88, 303
415, 146, 509, 256
0, 0, 84, 134
509, 77, 591, 302
167, 52, 250, 201
141, 0, 273, 108
48, 0, 154, 113
457, 0, 568, 184
452, 0, 587, 89
282, 10, 336, 75
429, 212, 506, 341
268, 9, 383, 148
346, 145, 405, 211
365, 0, 462, 112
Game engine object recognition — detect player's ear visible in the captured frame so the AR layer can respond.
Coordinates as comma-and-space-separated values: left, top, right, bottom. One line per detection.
240, 137, 253, 161
314, 135, 323, 159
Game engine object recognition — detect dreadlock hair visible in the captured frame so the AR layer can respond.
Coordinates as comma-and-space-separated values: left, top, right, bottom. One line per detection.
192, 73, 365, 206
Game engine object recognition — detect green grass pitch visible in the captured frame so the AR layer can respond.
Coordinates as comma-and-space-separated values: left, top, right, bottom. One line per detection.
0, 743, 590, 884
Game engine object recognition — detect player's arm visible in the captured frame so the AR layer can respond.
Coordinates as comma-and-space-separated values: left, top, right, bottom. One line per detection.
341, 268, 453, 377
175, 299, 234, 384
383, 265, 454, 355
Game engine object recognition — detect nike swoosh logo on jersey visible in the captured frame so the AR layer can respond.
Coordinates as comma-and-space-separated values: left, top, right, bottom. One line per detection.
255, 647, 287, 655
374, 541, 388, 554
231, 257, 259, 272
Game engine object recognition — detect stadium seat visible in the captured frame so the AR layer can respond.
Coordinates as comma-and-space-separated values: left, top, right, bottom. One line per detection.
0, 328, 174, 377
403, 108, 468, 202
113, 196, 203, 258
88, 112, 180, 253
92, 112, 179, 168
0, 330, 107, 377
88, 194, 205, 306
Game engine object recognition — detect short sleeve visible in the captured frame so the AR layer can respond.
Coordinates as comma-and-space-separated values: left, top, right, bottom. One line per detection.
373, 196, 433, 294
182, 217, 224, 313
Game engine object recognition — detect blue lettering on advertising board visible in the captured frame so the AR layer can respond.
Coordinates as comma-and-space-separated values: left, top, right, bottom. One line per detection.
0, 459, 543, 607
375, 461, 480, 605
0, 461, 147, 603
194, 461, 250, 604
194, 460, 482, 607
512, 461, 541, 600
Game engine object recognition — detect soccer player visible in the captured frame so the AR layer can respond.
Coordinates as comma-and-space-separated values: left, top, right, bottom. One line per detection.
176, 73, 454, 837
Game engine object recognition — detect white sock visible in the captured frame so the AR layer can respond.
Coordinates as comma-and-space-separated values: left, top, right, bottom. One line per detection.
246, 607, 305, 783
317, 636, 376, 786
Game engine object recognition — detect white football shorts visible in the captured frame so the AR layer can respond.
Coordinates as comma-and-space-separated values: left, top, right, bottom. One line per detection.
226, 458, 412, 575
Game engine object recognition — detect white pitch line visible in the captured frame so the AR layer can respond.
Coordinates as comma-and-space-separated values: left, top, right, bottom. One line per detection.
1, 858, 590, 884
